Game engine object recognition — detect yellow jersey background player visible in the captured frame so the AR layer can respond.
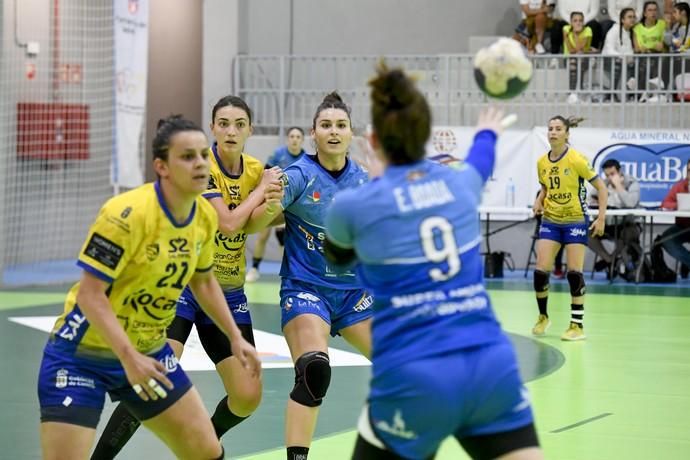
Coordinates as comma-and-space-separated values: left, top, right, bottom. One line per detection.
531, 115, 607, 342
38, 116, 260, 460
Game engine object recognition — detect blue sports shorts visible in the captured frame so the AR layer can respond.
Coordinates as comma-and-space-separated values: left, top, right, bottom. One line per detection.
38, 340, 192, 428
176, 285, 252, 326
539, 219, 589, 245
362, 336, 533, 459
280, 278, 373, 336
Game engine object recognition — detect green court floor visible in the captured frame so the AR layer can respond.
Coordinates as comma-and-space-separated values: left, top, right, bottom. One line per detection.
1, 279, 689, 459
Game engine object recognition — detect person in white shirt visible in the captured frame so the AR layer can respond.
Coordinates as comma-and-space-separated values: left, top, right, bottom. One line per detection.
603, 7, 638, 98
607, 0, 645, 21
558, 0, 602, 22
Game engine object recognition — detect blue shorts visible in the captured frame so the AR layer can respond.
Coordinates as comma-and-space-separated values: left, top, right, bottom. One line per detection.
539, 219, 589, 245
280, 278, 373, 336
363, 337, 533, 459
37, 339, 192, 428
176, 286, 252, 326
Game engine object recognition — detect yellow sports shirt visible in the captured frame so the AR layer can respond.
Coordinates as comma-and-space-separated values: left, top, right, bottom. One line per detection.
52, 182, 217, 355
537, 147, 598, 224
633, 20, 667, 51
203, 147, 264, 289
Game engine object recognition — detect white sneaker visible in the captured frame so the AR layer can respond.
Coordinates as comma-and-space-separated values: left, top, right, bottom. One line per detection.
245, 267, 260, 283
566, 93, 579, 104
535, 43, 546, 54
626, 77, 637, 90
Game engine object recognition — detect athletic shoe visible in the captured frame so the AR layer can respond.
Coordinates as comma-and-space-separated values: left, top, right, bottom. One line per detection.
532, 314, 551, 336
561, 323, 586, 341
245, 267, 260, 283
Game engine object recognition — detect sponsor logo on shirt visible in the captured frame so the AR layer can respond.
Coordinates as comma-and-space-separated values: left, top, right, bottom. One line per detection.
548, 191, 573, 205
57, 312, 87, 341
168, 238, 190, 255
123, 289, 177, 320
146, 243, 159, 261
84, 233, 124, 270
308, 190, 321, 202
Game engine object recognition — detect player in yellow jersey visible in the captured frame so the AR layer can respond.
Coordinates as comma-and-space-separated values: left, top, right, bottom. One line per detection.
532, 116, 608, 341
91, 98, 282, 459
37, 116, 260, 460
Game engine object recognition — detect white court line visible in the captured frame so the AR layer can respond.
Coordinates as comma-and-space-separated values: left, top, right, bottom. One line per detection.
9, 316, 371, 370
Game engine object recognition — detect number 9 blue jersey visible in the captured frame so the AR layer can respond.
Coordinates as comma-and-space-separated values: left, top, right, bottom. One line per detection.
325, 132, 504, 373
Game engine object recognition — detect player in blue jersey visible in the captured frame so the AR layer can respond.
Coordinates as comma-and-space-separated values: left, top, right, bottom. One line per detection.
247, 126, 307, 282
324, 63, 544, 460
91, 97, 282, 459
278, 92, 372, 460
37, 116, 261, 460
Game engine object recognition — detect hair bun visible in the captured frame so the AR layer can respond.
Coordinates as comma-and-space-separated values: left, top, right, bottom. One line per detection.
566, 116, 585, 128
157, 114, 184, 131
322, 91, 344, 105
370, 66, 416, 111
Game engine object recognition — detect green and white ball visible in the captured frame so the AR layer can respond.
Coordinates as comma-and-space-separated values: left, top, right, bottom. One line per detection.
473, 37, 533, 99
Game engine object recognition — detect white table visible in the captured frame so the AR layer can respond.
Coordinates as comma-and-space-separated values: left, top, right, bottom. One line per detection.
478, 206, 690, 282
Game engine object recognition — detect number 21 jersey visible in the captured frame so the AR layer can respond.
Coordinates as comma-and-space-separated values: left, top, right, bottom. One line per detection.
51, 182, 217, 355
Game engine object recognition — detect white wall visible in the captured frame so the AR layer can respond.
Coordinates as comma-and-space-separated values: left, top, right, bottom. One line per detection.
203, 0, 524, 133
202, 0, 241, 131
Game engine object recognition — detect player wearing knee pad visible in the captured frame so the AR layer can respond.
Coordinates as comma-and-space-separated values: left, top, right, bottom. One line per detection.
533, 115, 607, 341
290, 351, 332, 407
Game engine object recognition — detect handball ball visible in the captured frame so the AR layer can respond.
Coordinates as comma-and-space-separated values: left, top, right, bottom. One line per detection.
473, 37, 533, 99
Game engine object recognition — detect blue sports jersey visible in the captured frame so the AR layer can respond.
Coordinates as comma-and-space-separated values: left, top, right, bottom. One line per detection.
281, 154, 368, 289
325, 131, 504, 373
266, 145, 306, 169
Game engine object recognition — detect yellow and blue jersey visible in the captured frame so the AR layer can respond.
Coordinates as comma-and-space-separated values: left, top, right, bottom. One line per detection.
51, 182, 217, 355
203, 145, 264, 289
537, 147, 597, 224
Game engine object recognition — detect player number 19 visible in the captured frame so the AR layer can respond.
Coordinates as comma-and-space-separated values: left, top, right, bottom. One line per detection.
420, 217, 460, 281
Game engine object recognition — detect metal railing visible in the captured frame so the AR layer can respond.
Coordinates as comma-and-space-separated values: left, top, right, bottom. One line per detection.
233, 54, 690, 133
